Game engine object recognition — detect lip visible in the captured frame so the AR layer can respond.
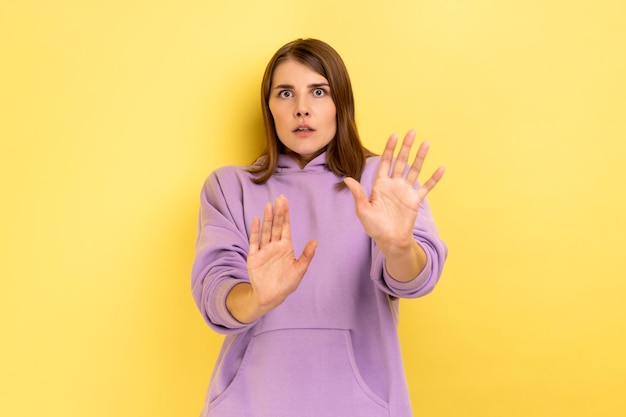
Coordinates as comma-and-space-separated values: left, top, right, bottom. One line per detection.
293, 124, 315, 132
293, 125, 315, 137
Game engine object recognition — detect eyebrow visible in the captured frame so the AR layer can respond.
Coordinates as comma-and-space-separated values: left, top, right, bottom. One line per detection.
273, 83, 330, 90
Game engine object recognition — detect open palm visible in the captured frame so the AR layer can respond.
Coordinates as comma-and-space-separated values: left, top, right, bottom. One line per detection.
344, 130, 445, 251
246, 195, 317, 311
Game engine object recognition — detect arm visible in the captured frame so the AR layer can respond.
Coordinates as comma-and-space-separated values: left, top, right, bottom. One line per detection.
344, 130, 446, 291
373, 196, 448, 298
380, 240, 428, 283
192, 173, 317, 331
225, 196, 317, 324
191, 171, 252, 333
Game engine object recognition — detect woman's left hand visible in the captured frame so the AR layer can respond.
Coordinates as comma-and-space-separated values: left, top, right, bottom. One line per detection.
344, 130, 445, 256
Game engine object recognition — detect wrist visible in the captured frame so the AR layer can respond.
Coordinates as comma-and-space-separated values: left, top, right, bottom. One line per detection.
376, 235, 417, 258
226, 283, 264, 324
380, 240, 427, 283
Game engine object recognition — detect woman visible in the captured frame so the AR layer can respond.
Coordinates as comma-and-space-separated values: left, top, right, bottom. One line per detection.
192, 38, 447, 417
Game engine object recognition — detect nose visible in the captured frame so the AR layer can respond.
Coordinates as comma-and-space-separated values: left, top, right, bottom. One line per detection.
295, 96, 310, 118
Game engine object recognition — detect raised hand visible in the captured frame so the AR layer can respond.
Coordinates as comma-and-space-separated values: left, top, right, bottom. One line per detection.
227, 195, 317, 323
344, 130, 444, 276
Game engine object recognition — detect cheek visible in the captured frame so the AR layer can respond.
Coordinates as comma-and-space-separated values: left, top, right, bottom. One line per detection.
269, 103, 289, 123
326, 106, 338, 129
268, 108, 283, 129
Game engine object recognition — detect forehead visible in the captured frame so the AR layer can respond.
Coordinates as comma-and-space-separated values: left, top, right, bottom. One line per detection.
271, 59, 328, 85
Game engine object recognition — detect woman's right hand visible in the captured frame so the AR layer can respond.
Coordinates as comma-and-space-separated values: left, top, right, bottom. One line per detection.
226, 195, 317, 324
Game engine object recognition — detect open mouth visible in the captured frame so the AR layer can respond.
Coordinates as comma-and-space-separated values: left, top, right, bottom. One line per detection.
294, 127, 315, 132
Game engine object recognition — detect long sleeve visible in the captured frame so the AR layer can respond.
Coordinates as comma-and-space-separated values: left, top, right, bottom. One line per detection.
191, 170, 256, 334
370, 194, 448, 299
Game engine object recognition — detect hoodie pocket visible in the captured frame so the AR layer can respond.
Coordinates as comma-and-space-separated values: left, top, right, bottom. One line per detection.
208, 328, 389, 417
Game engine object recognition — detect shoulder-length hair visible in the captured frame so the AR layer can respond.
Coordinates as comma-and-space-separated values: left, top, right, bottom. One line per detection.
248, 38, 373, 188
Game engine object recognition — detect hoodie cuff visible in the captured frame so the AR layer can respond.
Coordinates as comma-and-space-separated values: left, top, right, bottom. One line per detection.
211, 279, 253, 330
382, 251, 433, 295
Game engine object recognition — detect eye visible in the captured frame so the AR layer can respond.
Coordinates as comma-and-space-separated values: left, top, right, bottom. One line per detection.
278, 90, 293, 98
313, 88, 327, 97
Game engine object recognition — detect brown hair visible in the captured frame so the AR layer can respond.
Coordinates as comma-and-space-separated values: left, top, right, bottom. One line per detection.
248, 38, 373, 188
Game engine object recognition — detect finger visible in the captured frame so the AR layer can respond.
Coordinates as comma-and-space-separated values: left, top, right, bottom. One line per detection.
248, 216, 261, 254
295, 239, 318, 274
417, 166, 446, 199
406, 140, 430, 185
271, 196, 285, 242
279, 195, 292, 241
376, 133, 398, 179
391, 130, 416, 179
260, 202, 273, 247
343, 177, 369, 206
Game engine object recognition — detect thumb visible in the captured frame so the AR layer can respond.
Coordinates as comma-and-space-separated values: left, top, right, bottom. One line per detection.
343, 177, 367, 205
295, 240, 317, 274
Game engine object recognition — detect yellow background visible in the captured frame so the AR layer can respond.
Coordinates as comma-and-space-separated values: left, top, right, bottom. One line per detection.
1, 0, 625, 416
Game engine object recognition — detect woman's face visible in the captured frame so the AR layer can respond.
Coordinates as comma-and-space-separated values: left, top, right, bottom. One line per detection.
268, 59, 337, 167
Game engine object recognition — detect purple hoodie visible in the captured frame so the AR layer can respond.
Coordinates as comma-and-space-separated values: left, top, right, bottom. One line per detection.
192, 152, 447, 417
